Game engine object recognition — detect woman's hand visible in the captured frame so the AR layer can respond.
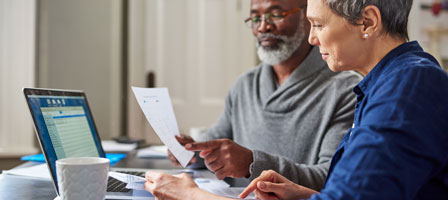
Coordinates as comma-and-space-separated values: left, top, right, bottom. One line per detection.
145, 171, 200, 200
239, 170, 318, 200
144, 171, 230, 200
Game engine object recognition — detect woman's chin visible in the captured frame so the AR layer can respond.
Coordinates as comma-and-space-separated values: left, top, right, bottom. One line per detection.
327, 62, 351, 72
327, 64, 342, 72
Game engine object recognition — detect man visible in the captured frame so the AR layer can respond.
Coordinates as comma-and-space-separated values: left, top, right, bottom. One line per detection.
169, 0, 362, 190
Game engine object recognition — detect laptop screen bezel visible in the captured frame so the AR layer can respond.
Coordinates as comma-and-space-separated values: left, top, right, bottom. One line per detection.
23, 88, 107, 195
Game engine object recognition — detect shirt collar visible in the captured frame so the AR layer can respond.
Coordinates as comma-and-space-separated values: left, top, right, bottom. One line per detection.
355, 41, 422, 95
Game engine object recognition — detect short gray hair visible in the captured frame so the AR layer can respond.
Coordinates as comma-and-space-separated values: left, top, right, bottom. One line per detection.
323, 0, 413, 41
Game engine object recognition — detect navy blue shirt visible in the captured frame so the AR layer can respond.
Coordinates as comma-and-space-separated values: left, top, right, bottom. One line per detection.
311, 41, 448, 200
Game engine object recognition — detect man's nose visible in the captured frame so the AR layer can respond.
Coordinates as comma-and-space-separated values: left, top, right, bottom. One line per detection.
257, 19, 272, 33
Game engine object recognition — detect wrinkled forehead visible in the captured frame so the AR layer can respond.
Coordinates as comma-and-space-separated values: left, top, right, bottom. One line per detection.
250, 0, 302, 12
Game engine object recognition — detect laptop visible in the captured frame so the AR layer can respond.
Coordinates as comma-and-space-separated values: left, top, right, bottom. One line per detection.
23, 88, 156, 199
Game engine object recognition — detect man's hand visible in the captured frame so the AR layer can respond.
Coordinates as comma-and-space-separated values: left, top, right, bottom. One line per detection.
167, 135, 196, 167
239, 170, 318, 200
184, 139, 253, 179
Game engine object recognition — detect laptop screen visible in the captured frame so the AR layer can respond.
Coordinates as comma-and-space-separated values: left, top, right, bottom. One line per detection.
23, 88, 105, 192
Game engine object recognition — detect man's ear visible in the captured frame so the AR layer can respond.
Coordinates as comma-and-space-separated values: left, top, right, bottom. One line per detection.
357, 5, 382, 38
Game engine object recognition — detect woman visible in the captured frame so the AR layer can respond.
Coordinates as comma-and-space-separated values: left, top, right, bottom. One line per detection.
145, 0, 448, 199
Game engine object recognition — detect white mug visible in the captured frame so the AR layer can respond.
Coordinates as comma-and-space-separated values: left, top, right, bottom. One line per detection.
56, 157, 110, 200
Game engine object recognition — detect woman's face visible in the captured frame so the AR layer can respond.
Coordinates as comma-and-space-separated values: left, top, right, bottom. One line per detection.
306, 0, 366, 72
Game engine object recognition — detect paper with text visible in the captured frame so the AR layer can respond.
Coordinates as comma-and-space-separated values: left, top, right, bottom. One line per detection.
108, 171, 253, 199
132, 87, 194, 167
108, 172, 146, 190
126, 181, 145, 190
206, 187, 256, 200
109, 171, 146, 183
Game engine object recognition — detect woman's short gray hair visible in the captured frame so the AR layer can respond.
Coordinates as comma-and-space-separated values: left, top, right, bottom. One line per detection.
323, 0, 413, 40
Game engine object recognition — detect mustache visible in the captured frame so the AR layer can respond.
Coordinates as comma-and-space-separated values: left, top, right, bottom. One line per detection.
257, 33, 287, 43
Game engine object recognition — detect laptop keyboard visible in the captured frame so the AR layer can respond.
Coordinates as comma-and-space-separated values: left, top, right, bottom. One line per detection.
107, 171, 146, 192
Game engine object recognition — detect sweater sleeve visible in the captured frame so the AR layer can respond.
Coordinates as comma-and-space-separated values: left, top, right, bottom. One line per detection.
248, 80, 357, 191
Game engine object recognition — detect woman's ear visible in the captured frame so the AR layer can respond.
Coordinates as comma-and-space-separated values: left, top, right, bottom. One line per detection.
358, 5, 381, 39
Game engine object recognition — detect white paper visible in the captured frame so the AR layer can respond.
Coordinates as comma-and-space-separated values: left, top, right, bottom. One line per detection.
132, 87, 194, 167
136, 145, 168, 158
2, 163, 51, 180
195, 178, 230, 190
126, 181, 146, 190
109, 171, 146, 183
108, 171, 252, 199
102, 140, 137, 152
123, 178, 230, 192
206, 187, 256, 200
191, 169, 219, 179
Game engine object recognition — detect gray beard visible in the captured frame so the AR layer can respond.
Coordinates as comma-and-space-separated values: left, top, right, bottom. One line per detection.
256, 24, 305, 66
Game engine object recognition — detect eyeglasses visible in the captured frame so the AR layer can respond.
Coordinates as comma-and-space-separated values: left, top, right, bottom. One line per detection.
244, 6, 306, 28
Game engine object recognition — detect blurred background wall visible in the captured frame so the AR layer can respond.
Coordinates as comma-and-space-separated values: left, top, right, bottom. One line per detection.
0, 0, 447, 158
37, 0, 124, 142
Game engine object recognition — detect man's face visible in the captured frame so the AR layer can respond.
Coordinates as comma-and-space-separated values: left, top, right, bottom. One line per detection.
249, 0, 309, 65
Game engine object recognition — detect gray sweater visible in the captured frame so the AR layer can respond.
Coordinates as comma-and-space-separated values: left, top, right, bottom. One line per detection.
198, 47, 362, 190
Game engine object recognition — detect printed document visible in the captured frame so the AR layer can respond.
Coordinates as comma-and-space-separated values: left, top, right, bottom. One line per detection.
131, 87, 194, 167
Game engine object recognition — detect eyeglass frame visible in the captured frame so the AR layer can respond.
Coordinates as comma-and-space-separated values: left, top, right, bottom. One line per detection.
244, 5, 307, 29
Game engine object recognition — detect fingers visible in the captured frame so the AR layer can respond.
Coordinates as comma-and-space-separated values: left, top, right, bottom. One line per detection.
239, 179, 259, 198
173, 172, 192, 180
144, 174, 166, 199
175, 135, 194, 145
257, 181, 283, 193
202, 149, 219, 167
254, 189, 279, 200
200, 148, 228, 178
198, 149, 212, 158
185, 140, 222, 151
144, 181, 155, 192
201, 150, 226, 179
240, 181, 282, 200
205, 159, 223, 173
214, 167, 227, 180
239, 170, 276, 198
190, 154, 197, 164
167, 150, 181, 166
145, 171, 165, 183
169, 149, 198, 166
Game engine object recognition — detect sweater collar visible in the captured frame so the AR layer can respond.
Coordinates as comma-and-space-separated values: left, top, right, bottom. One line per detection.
259, 46, 328, 103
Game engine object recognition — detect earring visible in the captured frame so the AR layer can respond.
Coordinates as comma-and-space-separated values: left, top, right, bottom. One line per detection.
363, 33, 369, 39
